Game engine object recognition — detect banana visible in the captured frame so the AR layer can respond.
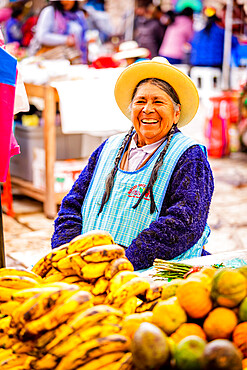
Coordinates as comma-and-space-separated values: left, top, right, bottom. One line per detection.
11, 281, 78, 302
29, 353, 58, 369
67, 230, 115, 255
31, 255, 52, 278
69, 253, 88, 277
76, 352, 125, 370
56, 334, 130, 370
0, 286, 19, 302
0, 349, 13, 362
0, 334, 18, 349
0, 301, 21, 316
99, 352, 133, 370
50, 323, 122, 357
60, 275, 83, 284
12, 340, 35, 354
44, 304, 123, 352
0, 316, 11, 333
135, 298, 161, 313
119, 296, 138, 315
46, 243, 69, 263
105, 258, 134, 280
138, 282, 163, 302
92, 293, 107, 305
109, 270, 139, 292
0, 268, 42, 282
35, 329, 56, 349
80, 261, 109, 280
19, 290, 93, 339
92, 277, 109, 295
54, 253, 82, 272
68, 304, 123, 331
42, 271, 66, 283
106, 277, 150, 307
76, 281, 93, 292
21, 286, 80, 323
0, 275, 39, 291
81, 244, 125, 263
0, 353, 35, 368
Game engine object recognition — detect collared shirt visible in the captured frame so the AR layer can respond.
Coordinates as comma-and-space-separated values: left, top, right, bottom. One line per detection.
128, 133, 165, 171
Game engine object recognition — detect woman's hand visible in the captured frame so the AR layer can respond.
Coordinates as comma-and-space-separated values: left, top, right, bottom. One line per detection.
66, 35, 76, 47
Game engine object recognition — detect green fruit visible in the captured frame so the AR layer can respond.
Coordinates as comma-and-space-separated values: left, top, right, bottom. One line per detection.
131, 322, 170, 370
239, 297, 247, 322
202, 339, 243, 370
174, 335, 206, 370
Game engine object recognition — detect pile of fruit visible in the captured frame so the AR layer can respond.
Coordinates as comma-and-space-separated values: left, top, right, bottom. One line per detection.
0, 229, 246, 369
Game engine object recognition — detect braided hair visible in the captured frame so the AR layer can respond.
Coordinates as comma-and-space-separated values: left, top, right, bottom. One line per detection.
98, 78, 180, 215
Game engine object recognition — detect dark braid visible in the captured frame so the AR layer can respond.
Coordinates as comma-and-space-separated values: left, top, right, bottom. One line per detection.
132, 123, 177, 214
98, 126, 135, 215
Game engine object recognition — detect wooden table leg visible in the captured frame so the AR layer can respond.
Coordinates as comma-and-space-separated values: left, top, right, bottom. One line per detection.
43, 85, 56, 219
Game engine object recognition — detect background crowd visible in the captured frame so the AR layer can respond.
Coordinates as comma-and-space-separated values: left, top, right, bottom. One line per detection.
0, 0, 246, 68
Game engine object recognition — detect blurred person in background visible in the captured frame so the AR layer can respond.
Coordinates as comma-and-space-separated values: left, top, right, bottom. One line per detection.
159, 7, 194, 64
190, 8, 240, 68
30, 0, 88, 63
134, 1, 166, 58
5, 6, 24, 44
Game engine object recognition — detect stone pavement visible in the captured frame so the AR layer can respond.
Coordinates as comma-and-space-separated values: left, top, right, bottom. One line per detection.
2, 101, 247, 269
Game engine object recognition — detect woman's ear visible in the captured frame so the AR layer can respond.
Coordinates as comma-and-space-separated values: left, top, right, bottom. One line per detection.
174, 105, 181, 124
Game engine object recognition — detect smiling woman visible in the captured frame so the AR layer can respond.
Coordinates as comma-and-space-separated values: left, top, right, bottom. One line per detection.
51, 57, 214, 271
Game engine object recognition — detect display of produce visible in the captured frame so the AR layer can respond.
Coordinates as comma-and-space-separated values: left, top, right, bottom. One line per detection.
0, 229, 246, 369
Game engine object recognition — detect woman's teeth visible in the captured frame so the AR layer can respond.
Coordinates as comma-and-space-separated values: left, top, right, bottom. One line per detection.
141, 119, 158, 123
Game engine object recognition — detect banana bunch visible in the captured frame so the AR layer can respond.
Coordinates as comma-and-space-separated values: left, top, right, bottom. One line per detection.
0, 268, 42, 305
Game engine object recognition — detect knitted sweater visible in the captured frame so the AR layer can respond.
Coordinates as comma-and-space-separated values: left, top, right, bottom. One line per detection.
51, 133, 214, 270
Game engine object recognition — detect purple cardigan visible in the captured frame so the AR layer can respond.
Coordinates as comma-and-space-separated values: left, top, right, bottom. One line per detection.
51, 132, 214, 270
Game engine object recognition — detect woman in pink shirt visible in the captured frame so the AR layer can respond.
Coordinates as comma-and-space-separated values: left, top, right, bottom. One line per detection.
159, 7, 194, 64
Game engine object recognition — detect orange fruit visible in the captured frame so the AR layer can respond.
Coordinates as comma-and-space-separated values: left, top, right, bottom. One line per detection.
203, 307, 238, 340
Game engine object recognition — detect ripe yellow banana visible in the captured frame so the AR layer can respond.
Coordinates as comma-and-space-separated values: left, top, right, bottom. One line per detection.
139, 282, 163, 302
0, 353, 35, 368
31, 255, 52, 278
99, 352, 133, 370
0, 316, 11, 333
109, 270, 139, 292
0, 334, 18, 349
105, 258, 134, 280
80, 261, 109, 280
92, 293, 107, 305
75, 351, 125, 370
135, 297, 161, 313
54, 252, 82, 272
81, 244, 125, 263
0, 275, 39, 291
46, 243, 69, 263
49, 322, 122, 358
92, 276, 109, 295
29, 353, 58, 369
119, 296, 138, 315
0, 268, 42, 282
67, 230, 115, 255
106, 277, 150, 307
19, 290, 93, 339
0, 286, 19, 302
59, 275, 83, 284
68, 304, 123, 332
12, 340, 35, 355
0, 301, 20, 316
56, 334, 130, 370
42, 270, 66, 283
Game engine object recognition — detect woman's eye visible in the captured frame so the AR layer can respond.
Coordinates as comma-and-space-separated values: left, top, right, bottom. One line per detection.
155, 100, 163, 104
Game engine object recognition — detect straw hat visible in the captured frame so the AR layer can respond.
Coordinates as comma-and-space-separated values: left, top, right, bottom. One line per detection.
114, 57, 199, 127
114, 41, 150, 61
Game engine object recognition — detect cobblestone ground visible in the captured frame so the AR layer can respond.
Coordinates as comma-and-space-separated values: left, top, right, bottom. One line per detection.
2, 102, 247, 269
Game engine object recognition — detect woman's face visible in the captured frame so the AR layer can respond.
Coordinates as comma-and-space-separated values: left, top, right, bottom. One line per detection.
131, 82, 181, 146
60, 1, 76, 11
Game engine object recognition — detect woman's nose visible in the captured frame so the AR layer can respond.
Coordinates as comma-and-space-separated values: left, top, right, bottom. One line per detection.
143, 101, 155, 113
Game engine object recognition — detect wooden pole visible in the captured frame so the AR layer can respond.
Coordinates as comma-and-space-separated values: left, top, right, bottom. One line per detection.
222, 0, 233, 91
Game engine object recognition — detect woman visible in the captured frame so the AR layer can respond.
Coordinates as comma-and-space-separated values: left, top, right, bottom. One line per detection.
52, 57, 214, 270
31, 0, 87, 63
158, 7, 194, 64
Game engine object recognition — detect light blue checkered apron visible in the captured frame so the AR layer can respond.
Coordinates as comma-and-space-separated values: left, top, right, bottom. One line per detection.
81, 131, 210, 259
